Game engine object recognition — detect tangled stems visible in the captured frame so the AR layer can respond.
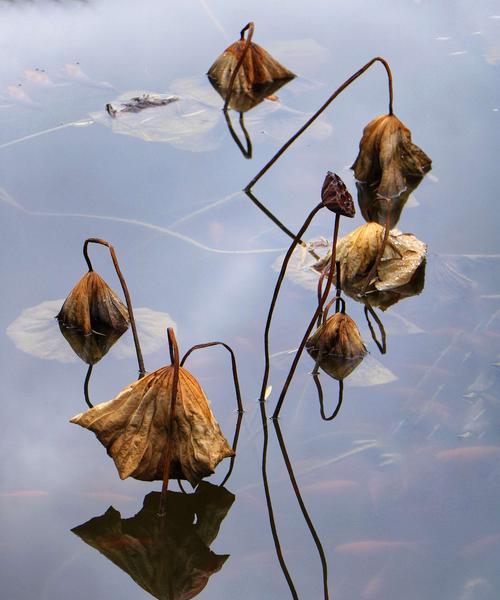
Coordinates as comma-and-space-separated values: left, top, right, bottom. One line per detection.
83, 238, 146, 378
271, 213, 341, 420
259, 202, 323, 403
223, 22, 255, 111
158, 328, 180, 517
245, 57, 394, 192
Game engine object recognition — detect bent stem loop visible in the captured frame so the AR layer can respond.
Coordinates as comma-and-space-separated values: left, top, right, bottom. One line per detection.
83, 364, 93, 409
245, 56, 394, 191
313, 373, 344, 421
322, 295, 346, 325
224, 110, 253, 158
83, 238, 146, 378
181, 341, 244, 413
259, 202, 324, 402
317, 260, 342, 326
271, 212, 341, 420
364, 304, 387, 354
223, 21, 255, 111
158, 327, 180, 517
181, 341, 244, 486
273, 420, 330, 599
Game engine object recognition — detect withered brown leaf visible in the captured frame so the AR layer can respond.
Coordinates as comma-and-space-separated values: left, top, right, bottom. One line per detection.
352, 114, 431, 199
70, 363, 234, 487
57, 271, 129, 335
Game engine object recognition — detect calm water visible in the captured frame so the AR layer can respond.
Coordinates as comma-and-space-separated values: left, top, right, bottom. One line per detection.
1, 1, 500, 599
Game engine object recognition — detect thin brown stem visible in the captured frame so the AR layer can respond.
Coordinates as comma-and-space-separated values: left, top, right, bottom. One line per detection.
83, 238, 146, 377
181, 341, 243, 413
258, 399, 299, 599
364, 304, 387, 354
219, 410, 243, 487
313, 373, 344, 421
223, 110, 252, 158
83, 364, 93, 408
273, 420, 330, 599
245, 56, 394, 191
259, 203, 323, 403
223, 22, 254, 111
335, 260, 342, 313
158, 328, 181, 517
272, 213, 341, 419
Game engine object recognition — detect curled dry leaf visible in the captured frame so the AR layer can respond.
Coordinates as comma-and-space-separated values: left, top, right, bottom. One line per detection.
352, 114, 431, 199
71, 363, 234, 487
58, 325, 126, 365
57, 271, 129, 336
207, 29, 295, 96
314, 223, 427, 294
306, 312, 366, 380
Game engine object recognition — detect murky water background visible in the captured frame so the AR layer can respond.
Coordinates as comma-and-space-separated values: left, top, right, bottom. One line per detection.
1, 1, 500, 598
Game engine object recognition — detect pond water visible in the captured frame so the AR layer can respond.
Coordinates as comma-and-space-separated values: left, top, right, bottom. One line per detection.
1, 1, 500, 599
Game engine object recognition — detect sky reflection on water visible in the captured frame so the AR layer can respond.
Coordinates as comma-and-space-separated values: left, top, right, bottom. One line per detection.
1, 0, 500, 599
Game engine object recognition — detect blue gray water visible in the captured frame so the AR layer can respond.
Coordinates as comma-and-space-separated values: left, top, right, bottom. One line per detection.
1, 1, 499, 598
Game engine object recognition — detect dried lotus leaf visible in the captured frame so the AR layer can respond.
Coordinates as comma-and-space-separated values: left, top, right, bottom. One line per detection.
58, 323, 126, 365
57, 271, 129, 335
208, 31, 295, 95
352, 114, 431, 199
307, 312, 367, 360
71, 365, 234, 487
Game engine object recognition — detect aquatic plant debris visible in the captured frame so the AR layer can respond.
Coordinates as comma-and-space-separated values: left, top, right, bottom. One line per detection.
105, 94, 179, 117
70, 329, 235, 487
352, 114, 431, 199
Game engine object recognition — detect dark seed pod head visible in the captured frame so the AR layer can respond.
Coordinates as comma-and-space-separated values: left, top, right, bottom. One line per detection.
321, 172, 355, 218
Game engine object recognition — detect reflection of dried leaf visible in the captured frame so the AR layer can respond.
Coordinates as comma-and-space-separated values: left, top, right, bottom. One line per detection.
208, 77, 291, 113
207, 34, 295, 95
71, 363, 234, 487
58, 323, 126, 365
352, 114, 431, 198
72, 483, 234, 600
57, 271, 129, 336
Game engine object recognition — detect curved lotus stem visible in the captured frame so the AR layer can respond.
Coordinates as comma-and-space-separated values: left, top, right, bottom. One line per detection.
224, 110, 253, 158
158, 327, 180, 517
259, 202, 324, 403
258, 400, 299, 599
223, 21, 255, 111
83, 238, 146, 378
317, 260, 342, 326
181, 341, 243, 413
271, 212, 341, 419
244, 57, 394, 191
181, 340, 244, 487
273, 419, 330, 599
83, 364, 93, 409
313, 373, 344, 421
322, 295, 346, 325
364, 304, 387, 354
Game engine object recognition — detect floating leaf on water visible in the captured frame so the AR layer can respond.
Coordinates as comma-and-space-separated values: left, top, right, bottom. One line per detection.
72, 483, 233, 600
70, 345, 234, 486
344, 354, 398, 387
6, 300, 175, 364
352, 114, 431, 199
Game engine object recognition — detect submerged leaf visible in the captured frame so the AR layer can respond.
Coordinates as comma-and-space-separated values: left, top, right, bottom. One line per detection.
71, 364, 234, 487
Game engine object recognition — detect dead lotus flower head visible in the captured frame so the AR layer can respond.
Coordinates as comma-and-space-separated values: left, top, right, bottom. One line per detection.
70, 328, 235, 488
207, 22, 295, 96
352, 114, 431, 199
57, 270, 129, 336
306, 302, 366, 380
